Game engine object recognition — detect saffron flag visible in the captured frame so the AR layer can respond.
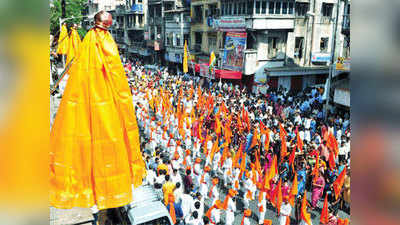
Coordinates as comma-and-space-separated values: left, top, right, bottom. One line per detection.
320, 195, 329, 224
300, 192, 312, 225
183, 40, 188, 73
296, 126, 303, 152
333, 167, 347, 199
289, 173, 298, 206
276, 179, 282, 214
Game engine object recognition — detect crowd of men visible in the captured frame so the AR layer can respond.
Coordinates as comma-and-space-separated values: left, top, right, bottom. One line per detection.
127, 64, 350, 225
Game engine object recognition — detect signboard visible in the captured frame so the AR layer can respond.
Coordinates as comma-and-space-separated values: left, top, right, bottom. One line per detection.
222, 32, 247, 71
200, 64, 215, 79
311, 52, 331, 63
336, 57, 350, 71
213, 16, 246, 32
131, 4, 143, 13
334, 88, 350, 107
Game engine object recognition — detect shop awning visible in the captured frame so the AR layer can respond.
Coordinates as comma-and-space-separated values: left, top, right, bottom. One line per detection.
265, 66, 329, 77
195, 63, 242, 79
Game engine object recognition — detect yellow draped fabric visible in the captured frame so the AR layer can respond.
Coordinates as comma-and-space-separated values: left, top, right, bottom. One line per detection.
50, 27, 146, 210
56, 24, 69, 55
66, 27, 81, 64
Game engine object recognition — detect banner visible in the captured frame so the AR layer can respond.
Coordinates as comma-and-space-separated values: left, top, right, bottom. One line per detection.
200, 64, 215, 79
222, 32, 247, 71
213, 16, 246, 32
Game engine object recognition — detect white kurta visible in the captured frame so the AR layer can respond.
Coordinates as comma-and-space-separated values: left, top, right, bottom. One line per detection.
279, 203, 292, 225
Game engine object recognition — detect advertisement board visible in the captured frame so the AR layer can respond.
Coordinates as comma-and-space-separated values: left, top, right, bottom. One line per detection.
222, 32, 247, 71
214, 16, 246, 32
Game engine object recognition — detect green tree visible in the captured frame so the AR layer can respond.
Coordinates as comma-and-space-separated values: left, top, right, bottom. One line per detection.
50, 0, 88, 38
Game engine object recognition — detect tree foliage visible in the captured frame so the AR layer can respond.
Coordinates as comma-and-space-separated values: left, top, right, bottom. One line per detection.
50, 0, 88, 38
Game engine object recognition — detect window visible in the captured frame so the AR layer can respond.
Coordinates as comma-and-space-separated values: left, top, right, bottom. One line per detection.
138, 0, 142, 3
234, 3, 237, 15
247, 1, 254, 15
261, 1, 267, 14
209, 4, 217, 16
241, 2, 246, 15
295, 3, 309, 16
269, 2, 275, 14
275, 2, 281, 14
176, 34, 181, 47
322, 3, 334, 17
184, 34, 190, 46
268, 37, 279, 58
282, 2, 287, 14
288, 2, 294, 14
256, 1, 261, 14
320, 37, 329, 52
208, 36, 217, 52
138, 15, 143, 26
228, 4, 231, 15
193, 5, 203, 23
195, 32, 202, 45
295, 37, 304, 59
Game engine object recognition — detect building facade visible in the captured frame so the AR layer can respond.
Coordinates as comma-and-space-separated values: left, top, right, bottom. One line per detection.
163, 0, 191, 73
210, 0, 349, 93
190, 0, 223, 65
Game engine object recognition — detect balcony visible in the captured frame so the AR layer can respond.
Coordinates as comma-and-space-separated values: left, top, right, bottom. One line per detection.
127, 4, 144, 14
342, 14, 350, 35
126, 23, 145, 30
250, 15, 295, 30
193, 44, 202, 53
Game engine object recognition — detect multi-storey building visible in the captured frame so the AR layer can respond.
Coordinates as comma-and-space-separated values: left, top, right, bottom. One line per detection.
210, 0, 349, 93
163, 0, 191, 73
190, 0, 223, 65
147, 0, 166, 64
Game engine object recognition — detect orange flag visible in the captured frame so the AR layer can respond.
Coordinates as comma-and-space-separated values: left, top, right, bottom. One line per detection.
333, 167, 347, 200
264, 128, 270, 152
263, 219, 272, 225
296, 126, 303, 152
327, 131, 339, 157
276, 179, 283, 214
300, 192, 312, 225
233, 144, 243, 168
312, 152, 320, 182
239, 153, 247, 178
279, 123, 288, 158
289, 148, 296, 166
250, 128, 258, 150
338, 218, 350, 225
328, 150, 336, 171
320, 195, 329, 224
289, 173, 298, 206
255, 149, 262, 175
168, 194, 176, 224
264, 155, 277, 190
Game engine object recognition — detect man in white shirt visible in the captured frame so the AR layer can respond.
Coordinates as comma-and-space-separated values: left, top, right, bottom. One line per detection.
181, 190, 194, 221
279, 196, 292, 225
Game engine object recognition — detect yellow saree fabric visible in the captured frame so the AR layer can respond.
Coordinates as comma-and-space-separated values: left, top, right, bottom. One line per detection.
50, 27, 146, 210
56, 24, 69, 55
66, 28, 81, 64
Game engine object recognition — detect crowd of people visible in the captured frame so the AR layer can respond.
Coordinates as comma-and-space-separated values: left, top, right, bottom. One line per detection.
127, 63, 351, 225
